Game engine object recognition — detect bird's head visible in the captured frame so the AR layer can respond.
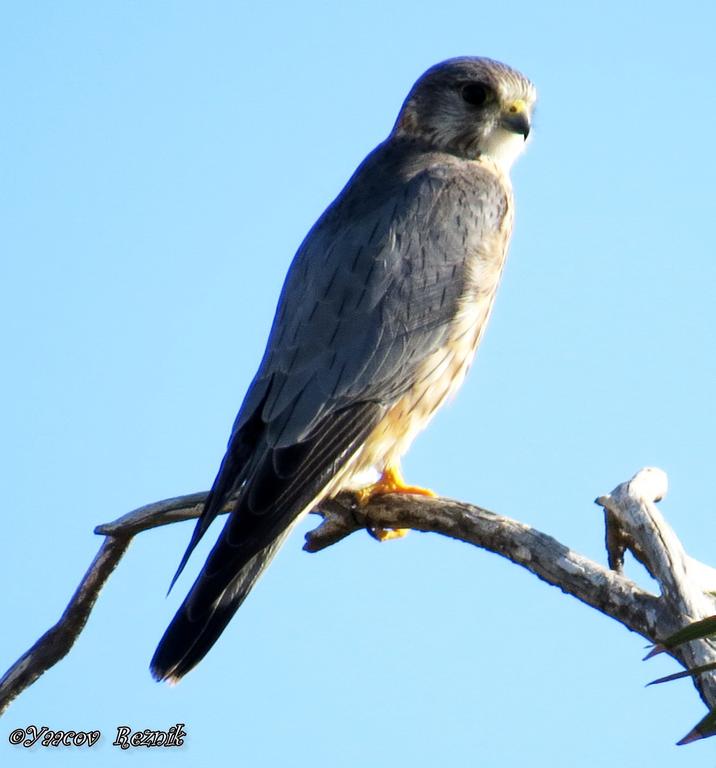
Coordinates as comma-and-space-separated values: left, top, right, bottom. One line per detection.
393, 57, 536, 172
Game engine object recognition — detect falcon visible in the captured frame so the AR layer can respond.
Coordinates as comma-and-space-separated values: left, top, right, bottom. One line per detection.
151, 56, 536, 682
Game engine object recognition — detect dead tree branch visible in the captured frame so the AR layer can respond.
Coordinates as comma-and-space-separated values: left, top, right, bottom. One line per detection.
2, 467, 715, 743
307, 493, 662, 637
0, 491, 215, 717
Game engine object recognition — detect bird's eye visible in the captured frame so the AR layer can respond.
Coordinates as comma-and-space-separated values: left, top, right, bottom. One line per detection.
461, 82, 490, 107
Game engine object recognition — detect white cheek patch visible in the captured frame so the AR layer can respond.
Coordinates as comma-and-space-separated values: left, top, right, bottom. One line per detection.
482, 128, 528, 172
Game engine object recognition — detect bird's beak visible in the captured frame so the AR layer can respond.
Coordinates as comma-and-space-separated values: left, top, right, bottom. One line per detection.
501, 99, 531, 140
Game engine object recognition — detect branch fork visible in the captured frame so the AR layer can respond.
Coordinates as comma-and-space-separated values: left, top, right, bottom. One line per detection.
596, 469, 716, 710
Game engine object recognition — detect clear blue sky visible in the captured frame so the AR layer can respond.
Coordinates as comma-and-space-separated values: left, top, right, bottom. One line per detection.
2, 2, 715, 765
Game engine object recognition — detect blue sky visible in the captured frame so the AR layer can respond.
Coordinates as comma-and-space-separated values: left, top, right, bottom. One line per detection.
2, 1, 715, 765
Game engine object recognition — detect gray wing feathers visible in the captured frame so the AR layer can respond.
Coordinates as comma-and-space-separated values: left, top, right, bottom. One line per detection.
242, 155, 507, 450
179, 152, 507, 575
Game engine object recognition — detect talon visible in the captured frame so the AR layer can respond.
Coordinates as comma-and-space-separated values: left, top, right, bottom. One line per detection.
370, 527, 410, 542
357, 464, 436, 542
355, 464, 436, 507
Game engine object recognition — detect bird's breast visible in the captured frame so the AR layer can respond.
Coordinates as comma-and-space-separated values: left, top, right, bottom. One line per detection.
345, 226, 512, 483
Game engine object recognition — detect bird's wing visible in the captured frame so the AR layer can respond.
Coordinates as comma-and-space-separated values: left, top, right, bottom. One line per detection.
152, 157, 509, 680
176, 157, 509, 579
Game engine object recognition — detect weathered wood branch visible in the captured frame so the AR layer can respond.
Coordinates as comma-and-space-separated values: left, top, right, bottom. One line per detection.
308, 471, 716, 726
1, 467, 714, 745
596, 468, 716, 741
0, 536, 131, 718
0, 491, 214, 717
306, 494, 662, 637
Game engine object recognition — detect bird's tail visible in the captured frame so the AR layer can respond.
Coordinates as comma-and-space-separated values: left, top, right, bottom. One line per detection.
150, 529, 290, 683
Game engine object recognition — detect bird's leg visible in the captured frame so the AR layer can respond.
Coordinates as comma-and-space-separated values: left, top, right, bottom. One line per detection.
355, 463, 436, 542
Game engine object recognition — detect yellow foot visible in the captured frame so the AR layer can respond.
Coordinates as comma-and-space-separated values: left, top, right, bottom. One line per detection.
370, 526, 410, 542
355, 464, 436, 506
356, 464, 436, 542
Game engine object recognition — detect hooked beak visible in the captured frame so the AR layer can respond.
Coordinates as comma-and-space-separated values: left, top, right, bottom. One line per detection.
501, 98, 531, 139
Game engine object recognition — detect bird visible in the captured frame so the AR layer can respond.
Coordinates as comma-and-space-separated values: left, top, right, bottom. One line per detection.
151, 56, 536, 683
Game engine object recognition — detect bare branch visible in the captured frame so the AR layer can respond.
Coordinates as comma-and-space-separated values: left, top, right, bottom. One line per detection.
94, 491, 211, 536
307, 468, 716, 726
2, 465, 715, 744
0, 536, 130, 717
308, 493, 661, 637
596, 468, 716, 717
0, 492, 216, 716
